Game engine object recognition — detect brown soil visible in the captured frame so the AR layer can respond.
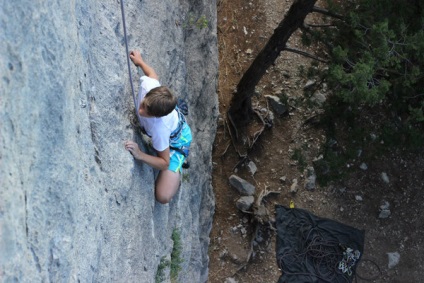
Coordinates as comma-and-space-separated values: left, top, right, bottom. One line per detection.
208, 1, 424, 283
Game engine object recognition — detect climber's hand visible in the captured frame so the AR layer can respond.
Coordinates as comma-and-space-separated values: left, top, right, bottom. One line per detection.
129, 50, 143, 67
125, 140, 143, 160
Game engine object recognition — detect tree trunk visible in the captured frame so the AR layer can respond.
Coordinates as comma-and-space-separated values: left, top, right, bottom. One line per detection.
228, 0, 317, 125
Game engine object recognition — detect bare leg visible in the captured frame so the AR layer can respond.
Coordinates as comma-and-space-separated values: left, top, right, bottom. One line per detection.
155, 170, 181, 204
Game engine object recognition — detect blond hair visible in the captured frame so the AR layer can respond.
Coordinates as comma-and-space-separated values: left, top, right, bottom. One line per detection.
141, 86, 177, 117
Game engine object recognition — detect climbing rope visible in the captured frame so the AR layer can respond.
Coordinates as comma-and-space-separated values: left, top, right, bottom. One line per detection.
119, 0, 137, 107
277, 228, 363, 282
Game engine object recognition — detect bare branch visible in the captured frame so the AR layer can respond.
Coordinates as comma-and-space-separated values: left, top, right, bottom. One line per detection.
345, 58, 356, 68
312, 6, 344, 20
304, 23, 337, 28
284, 47, 329, 63
406, 93, 424, 99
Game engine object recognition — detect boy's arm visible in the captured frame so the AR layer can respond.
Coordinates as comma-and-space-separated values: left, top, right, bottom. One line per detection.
125, 140, 169, 170
129, 50, 159, 80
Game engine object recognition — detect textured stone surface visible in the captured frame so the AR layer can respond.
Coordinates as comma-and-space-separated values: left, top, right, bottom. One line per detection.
0, 1, 218, 282
228, 175, 256, 196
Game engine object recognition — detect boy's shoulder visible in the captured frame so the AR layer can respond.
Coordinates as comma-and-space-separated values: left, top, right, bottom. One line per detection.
141, 75, 160, 84
141, 76, 160, 92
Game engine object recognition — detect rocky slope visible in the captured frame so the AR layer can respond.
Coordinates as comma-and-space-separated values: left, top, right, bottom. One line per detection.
0, 1, 218, 282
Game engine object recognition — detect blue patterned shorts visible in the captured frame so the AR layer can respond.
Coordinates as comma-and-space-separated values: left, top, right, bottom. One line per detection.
169, 122, 192, 172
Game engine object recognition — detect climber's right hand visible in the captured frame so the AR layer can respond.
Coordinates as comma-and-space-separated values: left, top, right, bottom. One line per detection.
125, 140, 143, 160
129, 50, 143, 67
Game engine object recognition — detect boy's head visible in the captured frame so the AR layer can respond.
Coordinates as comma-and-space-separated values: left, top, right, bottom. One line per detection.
139, 86, 177, 117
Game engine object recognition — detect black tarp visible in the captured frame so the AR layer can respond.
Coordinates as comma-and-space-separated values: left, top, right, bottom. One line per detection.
275, 205, 365, 283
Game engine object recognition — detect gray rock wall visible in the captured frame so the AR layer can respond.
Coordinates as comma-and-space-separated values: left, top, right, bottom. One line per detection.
0, 1, 218, 282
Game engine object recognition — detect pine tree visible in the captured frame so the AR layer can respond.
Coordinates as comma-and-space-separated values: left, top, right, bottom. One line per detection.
323, 0, 424, 122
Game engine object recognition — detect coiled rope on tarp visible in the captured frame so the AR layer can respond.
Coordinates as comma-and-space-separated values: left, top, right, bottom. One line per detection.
119, 0, 137, 107
277, 227, 381, 282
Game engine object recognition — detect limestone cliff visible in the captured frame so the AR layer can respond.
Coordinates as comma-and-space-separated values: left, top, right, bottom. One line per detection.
0, 1, 218, 282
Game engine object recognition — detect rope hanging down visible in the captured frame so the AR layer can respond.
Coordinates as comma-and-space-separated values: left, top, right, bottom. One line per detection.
119, 0, 137, 107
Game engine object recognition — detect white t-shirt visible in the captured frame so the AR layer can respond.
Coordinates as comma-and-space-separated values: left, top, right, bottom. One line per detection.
136, 76, 179, 151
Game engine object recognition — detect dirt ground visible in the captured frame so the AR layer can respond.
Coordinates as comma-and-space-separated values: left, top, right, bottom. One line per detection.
208, 1, 424, 282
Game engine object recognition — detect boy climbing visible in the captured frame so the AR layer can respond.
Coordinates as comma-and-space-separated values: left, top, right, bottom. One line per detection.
124, 50, 192, 204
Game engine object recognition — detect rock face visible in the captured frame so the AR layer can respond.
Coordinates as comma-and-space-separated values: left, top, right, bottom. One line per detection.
0, 1, 218, 282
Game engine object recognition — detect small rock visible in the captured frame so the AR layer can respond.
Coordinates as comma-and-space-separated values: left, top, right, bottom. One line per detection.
265, 95, 288, 116
304, 166, 316, 191
380, 200, 390, 210
229, 253, 240, 263
379, 200, 391, 218
381, 172, 390, 183
225, 277, 238, 283
229, 175, 255, 196
247, 161, 257, 175
359, 163, 368, 170
219, 249, 228, 259
379, 209, 391, 219
387, 252, 400, 269
266, 111, 274, 125
245, 48, 252, 54
236, 196, 255, 211
290, 179, 298, 193
311, 91, 326, 105
304, 79, 316, 90
355, 195, 363, 201
280, 176, 287, 183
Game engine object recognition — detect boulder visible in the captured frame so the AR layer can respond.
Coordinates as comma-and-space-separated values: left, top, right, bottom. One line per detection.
229, 175, 256, 196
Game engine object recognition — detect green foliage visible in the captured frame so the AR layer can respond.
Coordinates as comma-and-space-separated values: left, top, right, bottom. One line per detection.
302, 1, 424, 185
381, 123, 424, 149
409, 103, 424, 122
183, 13, 208, 30
155, 257, 170, 283
320, 0, 424, 124
170, 229, 183, 282
154, 229, 184, 283
316, 99, 423, 184
196, 15, 208, 29
314, 147, 347, 186
182, 172, 190, 183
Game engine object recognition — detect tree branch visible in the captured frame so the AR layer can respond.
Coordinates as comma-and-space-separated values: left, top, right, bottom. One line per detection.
304, 23, 337, 28
406, 93, 424, 99
300, 24, 335, 51
284, 47, 329, 63
312, 6, 344, 20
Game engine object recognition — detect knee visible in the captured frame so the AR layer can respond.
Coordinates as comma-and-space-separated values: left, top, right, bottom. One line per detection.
155, 191, 172, 204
